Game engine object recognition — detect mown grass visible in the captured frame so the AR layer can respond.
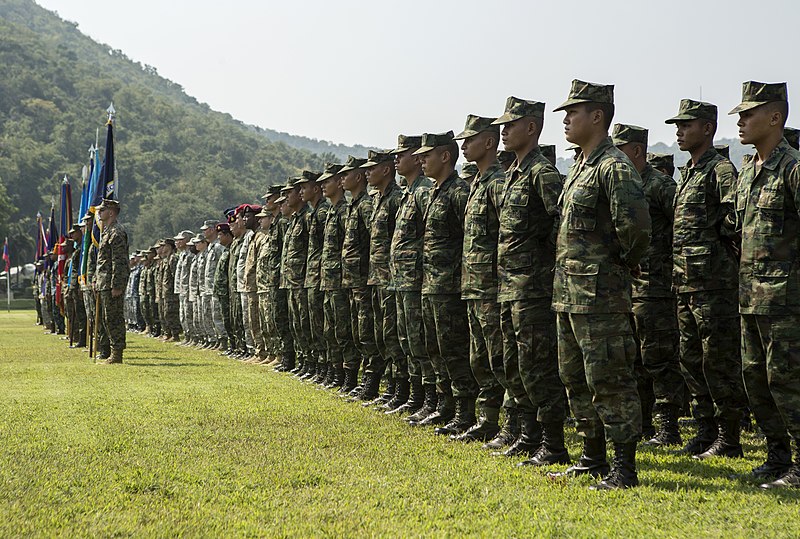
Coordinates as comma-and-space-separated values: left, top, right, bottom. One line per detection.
0, 310, 798, 537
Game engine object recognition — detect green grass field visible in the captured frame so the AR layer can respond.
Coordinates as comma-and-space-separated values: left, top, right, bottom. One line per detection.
0, 310, 798, 537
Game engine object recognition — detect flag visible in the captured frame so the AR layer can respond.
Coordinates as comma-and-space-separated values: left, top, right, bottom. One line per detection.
2, 237, 9, 273
34, 211, 46, 262
55, 176, 73, 308
89, 111, 116, 247
46, 203, 57, 271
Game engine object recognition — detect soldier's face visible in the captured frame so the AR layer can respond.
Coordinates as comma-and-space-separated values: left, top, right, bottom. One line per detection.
300, 183, 313, 202
365, 165, 378, 186
737, 107, 772, 146
322, 176, 341, 198
461, 132, 491, 163
341, 170, 357, 191
203, 228, 216, 242
419, 149, 442, 178
286, 188, 302, 208
280, 201, 292, 217
562, 105, 592, 145
501, 118, 527, 152
176, 238, 186, 249
395, 149, 418, 177
674, 119, 709, 152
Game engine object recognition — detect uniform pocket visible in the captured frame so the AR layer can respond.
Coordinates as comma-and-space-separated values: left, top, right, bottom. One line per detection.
569, 183, 598, 231
564, 259, 599, 306
753, 260, 790, 305
681, 244, 712, 285
755, 187, 784, 236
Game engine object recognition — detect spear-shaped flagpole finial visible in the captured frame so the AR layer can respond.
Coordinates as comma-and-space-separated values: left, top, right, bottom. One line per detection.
63, 174, 69, 184
107, 102, 116, 123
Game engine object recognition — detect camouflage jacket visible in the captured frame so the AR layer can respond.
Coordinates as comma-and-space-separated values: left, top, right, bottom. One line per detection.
672, 147, 738, 293
244, 230, 265, 293
263, 214, 287, 290
195, 249, 209, 296
422, 171, 469, 295
462, 162, 504, 300
735, 138, 800, 315
94, 222, 129, 292
67, 249, 81, 291
369, 181, 403, 288
282, 206, 309, 289
552, 137, 651, 314
497, 147, 563, 303
227, 236, 242, 296
320, 198, 348, 291
154, 258, 165, 302
342, 189, 374, 289
162, 252, 178, 301
633, 164, 676, 299
203, 242, 223, 297
305, 199, 331, 289
138, 264, 149, 298
81, 244, 97, 292
174, 249, 191, 295
236, 229, 254, 293
214, 247, 230, 298
390, 175, 432, 293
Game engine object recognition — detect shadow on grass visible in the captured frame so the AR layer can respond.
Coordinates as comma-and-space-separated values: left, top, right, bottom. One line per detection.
127, 361, 209, 367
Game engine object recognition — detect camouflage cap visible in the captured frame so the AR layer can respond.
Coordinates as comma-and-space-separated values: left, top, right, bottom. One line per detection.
784, 127, 800, 150
255, 207, 270, 218
553, 80, 614, 111
646, 152, 674, 170
67, 225, 80, 234
714, 144, 730, 159
339, 155, 368, 173
611, 123, 648, 147
390, 134, 423, 154
540, 144, 556, 166
497, 150, 515, 164
274, 195, 287, 204
492, 96, 545, 125
294, 170, 322, 185
96, 198, 120, 211
729, 81, 788, 115
454, 114, 500, 139
280, 177, 301, 192
362, 149, 395, 168
665, 99, 717, 124
459, 163, 478, 179
163, 238, 176, 248
261, 184, 284, 199
317, 162, 345, 182
173, 229, 194, 241
412, 131, 456, 155
193, 234, 206, 244
199, 219, 217, 231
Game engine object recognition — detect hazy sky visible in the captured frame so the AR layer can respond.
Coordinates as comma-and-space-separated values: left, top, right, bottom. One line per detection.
35, 0, 800, 154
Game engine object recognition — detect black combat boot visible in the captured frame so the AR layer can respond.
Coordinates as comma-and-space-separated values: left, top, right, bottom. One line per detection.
313, 363, 329, 384
300, 361, 318, 381
383, 378, 410, 412
435, 397, 476, 436
387, 376, 420, 415
677, 417, 717, 455
376, 376, 396, 405
549, 436, 609, 479
752, 437, 792, 480
406, 384, 437, 423
693, 418, 744, 460
357, 371, 382, 402
643, 404, 682, 447
761, 447, 800, 489
483, 407, 519, 450
340, 368, 358, 394
518, 422, 571, 467
452, 406, 500, 442
326, 367, 344, 389
416, 390, 455, 427
495, 413, 542, 457
590, 442, 639, 490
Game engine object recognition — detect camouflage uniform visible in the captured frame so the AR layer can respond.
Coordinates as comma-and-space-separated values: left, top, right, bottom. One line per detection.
305, 195, 331, 366
237, 228, 255, 353
552, 135, 650, 444
283, 204, 311, 364
174, 242, 193, 338
204, 239, 226, 341
189, 248, 203, 339
244, 228, 266, 357
67, 247, 87, 344
213, 243, 233, 349
162, 250, 181, 336
95, 220, 130, 352
227, 236, 244, 353
267, 213, 294, 363
81, 243, 97, 334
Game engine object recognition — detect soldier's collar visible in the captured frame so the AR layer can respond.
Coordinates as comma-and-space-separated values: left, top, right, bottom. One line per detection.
475, 161, 503, 184
762, 138, 793, 171
583, 137, 614, 166
690, 147, 721, 170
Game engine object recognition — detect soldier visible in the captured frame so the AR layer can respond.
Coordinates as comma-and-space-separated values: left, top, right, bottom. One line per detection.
389, 136, 434, 418
647, 153, 676, 178
666, 98, 747, 459
240, 205, 266, 361
551, 80, 651, 489
612, 124, 684, 446
497, 150, 516, 172
213, 222, 234, 355
364, 150, 404, 407
318, 164, 355, 388
227, 207, 247, 357
490, 97, 569, 465
94, 199, 130, 364
730, 81, 800, 489
173, 230, 194, 345
162, 238, 181, 341
459, 163, 478, 183
274, 195, 297, 371
413, 131, 479, 431
66, 226, 87, 347
340, 156, 379, 396
201, 221, 226, 350
139, 246, 155, 336
297, 170, 330, 378
190, 235, 208, 345
452, 115, 507, 442
256, 187, 282, 364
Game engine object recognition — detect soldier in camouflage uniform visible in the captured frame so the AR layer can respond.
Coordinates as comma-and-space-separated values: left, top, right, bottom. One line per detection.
450, 115, 507, 442
297, 170, 330, 379
227, 208, 247, 357
213, 222, 234, 354
235, 205, 258, 358
248, 208, 271, 362
66, 226, 87, 346
273, 195, 297, 371
191, 235, 208, 345
364, 150, 404, 407
318, 164, 355, 388
340, 156, 380, 396
491, 98, 569, 465
389, 135, 434, 419
413, 131, 479, 433
612, 124, 684, 447
257, 187, 289, 366
241, 205, 266, 361
666, 98, 747, 459
459, 163, 478, 183
94, 199, 130, 364
551, 80, 651, 489
138, 247, 154, 336
646, 153, 675, 179
173, 230, 194, 344
201, 220, 225, 349
79, 217, 97, 340
730, 81, 800, 489
161, 238, 181, 341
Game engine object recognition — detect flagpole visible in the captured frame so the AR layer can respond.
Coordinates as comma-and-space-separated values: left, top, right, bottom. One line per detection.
5, 237, 9, 313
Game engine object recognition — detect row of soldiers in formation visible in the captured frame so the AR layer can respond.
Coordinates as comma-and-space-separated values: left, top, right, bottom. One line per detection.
43, 79, 800, 491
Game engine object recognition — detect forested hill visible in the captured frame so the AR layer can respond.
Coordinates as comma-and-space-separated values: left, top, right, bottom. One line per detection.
0, 0, 367, 261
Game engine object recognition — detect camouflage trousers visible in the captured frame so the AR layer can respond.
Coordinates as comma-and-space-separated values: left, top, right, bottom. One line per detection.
467, 298, 508, 412
209, 295, 226, 338
422, 294, 478, 398
98, 290, 126, 351
179, 294, 191, 336
163, 294, 181, 335
323, 289, 356, 370
677, 290, 746, 421
270, 288, 294, 361
66, 291, 87, 345
503, 299, 566, 422
288, 288, 311, 361
246, 291, 265, 357
374, 287, 404, 379
82, 288, 95, 331
306, 287, 326, 363
229, 290, 245, 352
258, 291, 276, 355
349, 287, 380, 374
191, 298, 203, 338
240, 292, 255, 351
557, 312, 641, 444
741, 313, 800, 441
632, 297, 684, 408
218, 294, 233, 347
396, 291, 434, 385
